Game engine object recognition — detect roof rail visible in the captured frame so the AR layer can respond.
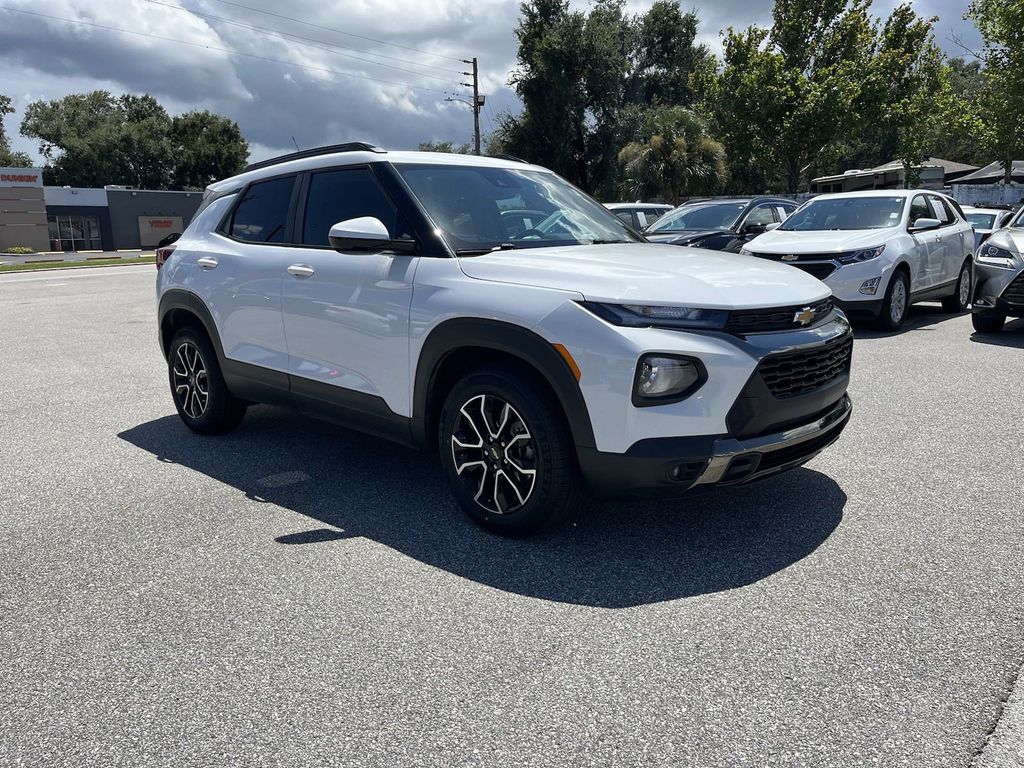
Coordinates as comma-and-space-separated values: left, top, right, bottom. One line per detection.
487, 153, 529, 164
243, 142, 386, 173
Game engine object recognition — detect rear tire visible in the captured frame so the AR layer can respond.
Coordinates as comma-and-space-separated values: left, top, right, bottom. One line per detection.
438, 365, 584, 537
876, 270, 910, 331
972, 312, 1006, 334
168, 327, 247, 434
941, 260, 972, 312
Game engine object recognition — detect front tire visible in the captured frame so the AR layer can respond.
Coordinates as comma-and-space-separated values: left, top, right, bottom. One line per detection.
168, 327, 247, 434
941, 260, 972, 312
972, 311, 1006, 334
438, 365, 583, 537
877, 270, 910, 331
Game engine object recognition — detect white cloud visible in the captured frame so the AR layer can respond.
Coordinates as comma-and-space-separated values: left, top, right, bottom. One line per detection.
0, 0, 980, 166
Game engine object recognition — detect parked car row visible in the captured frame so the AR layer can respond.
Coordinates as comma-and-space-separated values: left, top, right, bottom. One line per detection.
618, 190, 1018, 333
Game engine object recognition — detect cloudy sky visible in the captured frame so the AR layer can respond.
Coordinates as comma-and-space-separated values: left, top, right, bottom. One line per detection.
0, 0, 980, 166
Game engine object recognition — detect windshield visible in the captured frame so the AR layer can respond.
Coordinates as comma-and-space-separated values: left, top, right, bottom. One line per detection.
966, 212, 997, 229
646, 202, 746, 233
394, 164, 641, 253
781, 197, 905, 231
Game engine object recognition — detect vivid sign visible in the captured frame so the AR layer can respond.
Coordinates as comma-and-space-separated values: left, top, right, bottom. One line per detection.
0, 167, 42, 188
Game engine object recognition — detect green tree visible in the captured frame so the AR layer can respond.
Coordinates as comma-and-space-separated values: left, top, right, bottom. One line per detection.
417, 140, 473, 154
709, 0, 874, 192
0, 95, 32, 167
967, 0, 1024, 182
617, 107, 726, 203
925, 58, 986, 166
631, 3, 715, 106
170, 111, 248, 190
20, 91, 172, 187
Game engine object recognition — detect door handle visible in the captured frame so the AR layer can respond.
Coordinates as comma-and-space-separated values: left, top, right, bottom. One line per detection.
287, 263, 315, 278
197, 257, 219, 270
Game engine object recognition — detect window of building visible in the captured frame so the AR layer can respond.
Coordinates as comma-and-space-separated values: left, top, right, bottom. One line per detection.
47, 214, 102, 252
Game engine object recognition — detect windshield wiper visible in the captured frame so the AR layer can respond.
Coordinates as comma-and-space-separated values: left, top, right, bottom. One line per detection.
455, 243, 521, 256
587, 239, 631, 245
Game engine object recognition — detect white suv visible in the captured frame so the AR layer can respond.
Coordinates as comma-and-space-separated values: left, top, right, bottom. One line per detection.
156, 143, 853, 536
741, 190, 975, 330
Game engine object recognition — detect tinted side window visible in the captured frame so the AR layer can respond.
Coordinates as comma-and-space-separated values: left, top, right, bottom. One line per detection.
909, 195, 931, 225
230, 176, 295, 243
302, 167, 405, 246
614, 210, 634, 226
744, 204, 776, 227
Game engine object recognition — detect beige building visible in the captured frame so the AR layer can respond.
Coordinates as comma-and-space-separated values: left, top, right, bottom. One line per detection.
0, 167, 49, 252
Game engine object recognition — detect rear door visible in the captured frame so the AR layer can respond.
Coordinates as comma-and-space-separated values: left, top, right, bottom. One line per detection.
928, 195, 969, 284
190, 174, 297, 373
280, 165, 418, 418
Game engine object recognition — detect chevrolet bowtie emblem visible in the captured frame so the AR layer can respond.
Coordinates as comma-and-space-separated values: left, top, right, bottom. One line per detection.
781, 254, 799, 261
794, 307, 816, 325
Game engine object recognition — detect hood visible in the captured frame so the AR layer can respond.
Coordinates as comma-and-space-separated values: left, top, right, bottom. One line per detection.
456, 243, 830, 308
986, 227, 1024, 254
747, 227, 896, 255
643, 229, 725, 245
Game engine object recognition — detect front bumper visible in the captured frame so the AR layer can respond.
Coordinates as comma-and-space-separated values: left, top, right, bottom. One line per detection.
579, 394, 852, 499
834, 296, 884, 319
973, 261, 1024, 318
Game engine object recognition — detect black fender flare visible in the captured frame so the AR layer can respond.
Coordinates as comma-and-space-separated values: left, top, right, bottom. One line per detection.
412, 318, 597, 451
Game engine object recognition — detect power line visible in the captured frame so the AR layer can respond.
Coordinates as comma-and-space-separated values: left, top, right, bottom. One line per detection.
141, 0, 460, 79
205, 0, 467, 63
0, 6, 459, 96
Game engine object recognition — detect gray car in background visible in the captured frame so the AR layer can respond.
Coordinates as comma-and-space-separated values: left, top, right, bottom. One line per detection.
972, 205, 1024, 333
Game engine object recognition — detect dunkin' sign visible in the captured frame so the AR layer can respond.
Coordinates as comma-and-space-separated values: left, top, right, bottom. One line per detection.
0, 167, 42, 188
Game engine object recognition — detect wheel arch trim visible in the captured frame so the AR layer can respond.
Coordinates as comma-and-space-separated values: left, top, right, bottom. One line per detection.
412, 318, 597, 452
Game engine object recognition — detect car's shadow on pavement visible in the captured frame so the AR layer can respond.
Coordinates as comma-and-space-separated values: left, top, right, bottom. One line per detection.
852, 304, 967, 339
970, 318, 1024, 348
119, 408, 847, 608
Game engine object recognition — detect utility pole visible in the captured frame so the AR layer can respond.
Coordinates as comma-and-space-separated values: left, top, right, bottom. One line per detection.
455, 57, 485, 154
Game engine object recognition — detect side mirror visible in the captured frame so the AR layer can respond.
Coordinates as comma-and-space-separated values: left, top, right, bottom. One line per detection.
909, 217, 941, 232
328, 217, 415, 254
742, 221, 769, 237
765, 222, 781, 231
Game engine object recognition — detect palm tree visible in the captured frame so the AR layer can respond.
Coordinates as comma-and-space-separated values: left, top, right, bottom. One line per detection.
618, 107, 727, 204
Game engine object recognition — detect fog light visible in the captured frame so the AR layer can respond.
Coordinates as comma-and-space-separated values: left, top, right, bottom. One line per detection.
633, 354, 706, 406
859, 278, 880, 295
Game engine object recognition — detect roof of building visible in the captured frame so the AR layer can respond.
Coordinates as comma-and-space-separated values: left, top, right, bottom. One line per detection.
811, 157, 978, 185
953, 160, 1024, 184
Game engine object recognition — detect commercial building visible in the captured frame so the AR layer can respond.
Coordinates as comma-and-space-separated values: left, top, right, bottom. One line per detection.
0, 166, 202, 253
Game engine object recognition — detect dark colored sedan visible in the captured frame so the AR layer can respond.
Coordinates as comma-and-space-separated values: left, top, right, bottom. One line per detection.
644, 197, 799, 253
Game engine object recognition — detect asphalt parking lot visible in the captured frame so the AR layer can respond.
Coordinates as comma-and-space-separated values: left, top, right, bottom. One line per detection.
2, 264, 1023, 767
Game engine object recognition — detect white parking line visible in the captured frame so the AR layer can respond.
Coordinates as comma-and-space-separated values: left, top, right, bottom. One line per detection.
0, 265, 154, 283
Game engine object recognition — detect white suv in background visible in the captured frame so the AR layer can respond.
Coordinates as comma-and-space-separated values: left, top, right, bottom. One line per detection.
741, 190, 975, 330
156, 144, 853, 536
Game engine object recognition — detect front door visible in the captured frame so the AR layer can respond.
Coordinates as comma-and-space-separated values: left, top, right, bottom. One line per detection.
281, 166, 418, 418
908, 194, 942, 290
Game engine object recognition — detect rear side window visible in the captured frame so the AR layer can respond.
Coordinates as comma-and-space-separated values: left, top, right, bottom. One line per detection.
302, 167, 406, 246
229, 176, 295, 243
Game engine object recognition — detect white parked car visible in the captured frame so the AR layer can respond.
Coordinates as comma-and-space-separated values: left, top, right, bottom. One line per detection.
156, 143, 853, 536
963, 205, 1015, 249
741, 190, 975, 330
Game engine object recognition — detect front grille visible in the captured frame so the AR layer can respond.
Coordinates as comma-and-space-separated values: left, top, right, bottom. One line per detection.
757, 427, 843, 472
757, 335, 853, 398
793, 262, 838, 280
748, 250, 839, 263
1000, 273, 1024, 306
725, 297, 834, 335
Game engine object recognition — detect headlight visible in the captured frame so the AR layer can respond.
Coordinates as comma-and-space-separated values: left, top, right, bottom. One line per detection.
580, 301, 729, 330
976, 244, 1017, 269
633, 354, 706, 405
836, 245, 885, 264
739, 247, 753, 256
